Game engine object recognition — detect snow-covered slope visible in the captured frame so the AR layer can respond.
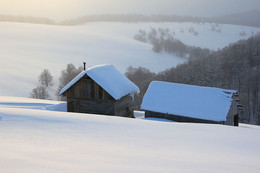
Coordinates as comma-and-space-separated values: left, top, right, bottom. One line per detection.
0, 96, 260, 173
1, 22, 260, 98
0, 96, 66, 111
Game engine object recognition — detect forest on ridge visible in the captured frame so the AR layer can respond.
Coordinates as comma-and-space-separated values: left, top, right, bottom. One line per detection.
126, 34, 260, 125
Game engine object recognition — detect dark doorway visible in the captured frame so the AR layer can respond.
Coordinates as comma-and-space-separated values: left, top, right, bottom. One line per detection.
234, 114, 239, 126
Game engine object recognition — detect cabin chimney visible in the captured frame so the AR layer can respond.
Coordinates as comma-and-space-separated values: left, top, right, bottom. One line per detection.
83, 62, 86, 70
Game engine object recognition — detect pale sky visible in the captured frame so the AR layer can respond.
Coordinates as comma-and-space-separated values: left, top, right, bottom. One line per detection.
0, 0, 259, 20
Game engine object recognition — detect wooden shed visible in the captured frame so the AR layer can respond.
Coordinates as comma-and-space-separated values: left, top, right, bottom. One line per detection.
141, 81, 241, 126
59, 64, 139, 117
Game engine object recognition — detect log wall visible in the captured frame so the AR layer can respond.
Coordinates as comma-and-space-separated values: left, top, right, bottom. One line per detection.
64, 75, 134, 117
226, 94, 240, 126
114, 95, 134, 117
145, 111, 225, 124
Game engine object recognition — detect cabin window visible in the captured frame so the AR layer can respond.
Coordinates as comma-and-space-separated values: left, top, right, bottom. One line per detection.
99, 86, 103, 99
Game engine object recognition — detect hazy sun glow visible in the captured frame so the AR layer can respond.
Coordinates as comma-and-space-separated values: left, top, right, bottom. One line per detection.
0, 0, 79, 20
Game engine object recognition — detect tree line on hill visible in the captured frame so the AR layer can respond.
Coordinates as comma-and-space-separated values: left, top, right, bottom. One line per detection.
134, 27, 211, 59
0, 15, 55, 25
126, 34, 260, 125
59, 10, 260, 28
1, 9, 260, 28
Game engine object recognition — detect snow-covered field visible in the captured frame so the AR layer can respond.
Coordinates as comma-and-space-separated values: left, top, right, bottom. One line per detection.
0, 96, 260, 173
0, 96, 66, 111
1, 22, 260, 98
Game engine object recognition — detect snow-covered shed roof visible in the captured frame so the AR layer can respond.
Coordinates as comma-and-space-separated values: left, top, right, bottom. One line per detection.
59, 64, 139, 100
141, 81, 237, 121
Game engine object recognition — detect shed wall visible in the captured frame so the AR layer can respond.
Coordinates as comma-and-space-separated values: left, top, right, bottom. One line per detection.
145, 111, 225, 124
226, 96, 239, 126
114, 95, 134, 117
67, 98, 115, 115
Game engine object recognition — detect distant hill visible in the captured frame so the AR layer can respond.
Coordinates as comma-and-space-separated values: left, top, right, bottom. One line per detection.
209, 9, 260, 28
1, 9, 260, 28
59, 10, 260, 28
0, 14, 55, 25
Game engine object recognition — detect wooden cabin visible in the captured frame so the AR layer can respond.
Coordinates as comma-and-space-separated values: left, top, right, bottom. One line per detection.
59, 64, 139, 117
141, 81, 241, 126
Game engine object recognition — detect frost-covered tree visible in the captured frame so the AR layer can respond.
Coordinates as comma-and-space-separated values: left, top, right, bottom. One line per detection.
38, 69, 53, 87
133, 27, 209, 59
125, 66, 156, 108
134, 29, 147, 42
58, 64, 83, 89
57, 63, 83, 100
30, 86, 49, 99
30, 69, 53, 100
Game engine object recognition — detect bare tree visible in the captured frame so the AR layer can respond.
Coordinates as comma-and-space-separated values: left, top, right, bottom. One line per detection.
30, 86, 49, 99
58, 64, 83, 89
38, 69, 53, 87
30, 69, 53, 100
57, 63, 83, 100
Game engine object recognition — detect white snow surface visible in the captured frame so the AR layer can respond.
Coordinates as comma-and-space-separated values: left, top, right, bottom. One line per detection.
1, 22, 260, 98
0, 96, 66, 111
59, 64, 139, 100
141, 81, 237, 121
0, 96, 260, 173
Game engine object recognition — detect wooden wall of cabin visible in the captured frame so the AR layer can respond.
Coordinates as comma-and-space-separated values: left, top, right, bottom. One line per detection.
145, 111, 225, 124
64, 75, 136, 117
64, 76, 114, 101
226, 94, 239, 126
67, 98, 115, 115
114, 95, 134, 117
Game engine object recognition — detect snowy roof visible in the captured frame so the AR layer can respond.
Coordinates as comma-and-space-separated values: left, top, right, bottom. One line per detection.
59, 64, 139, 100
141, 81, 237, 121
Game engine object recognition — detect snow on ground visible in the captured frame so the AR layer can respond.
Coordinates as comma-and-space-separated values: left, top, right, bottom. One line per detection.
134, 110, 175, 122
134, 110, 145, 119
0, 96, 260, 173
1, 22, 260, 98
0, 96, 66, 111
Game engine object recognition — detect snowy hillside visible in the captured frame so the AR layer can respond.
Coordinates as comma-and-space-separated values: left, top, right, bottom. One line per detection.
0, 96, 260, 173
1, 22, 260, 98
0, 96, 66, 111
